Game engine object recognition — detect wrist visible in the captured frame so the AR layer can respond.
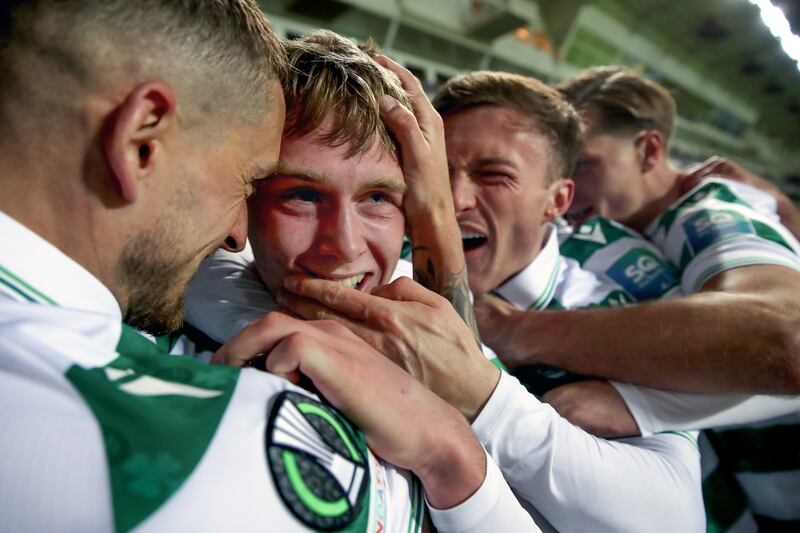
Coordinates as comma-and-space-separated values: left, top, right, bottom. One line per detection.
414, 407, 487, 509
502, 308, 554, 368
405, 197, 457, 230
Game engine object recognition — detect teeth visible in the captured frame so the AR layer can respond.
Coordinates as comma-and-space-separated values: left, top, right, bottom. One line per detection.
331, 273, 365, 289
460, 230, 486, 239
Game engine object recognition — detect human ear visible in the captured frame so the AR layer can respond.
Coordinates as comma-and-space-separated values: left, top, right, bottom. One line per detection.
544, 178, 575, 222
634, 130, 663, 174
103, 82, 176, 203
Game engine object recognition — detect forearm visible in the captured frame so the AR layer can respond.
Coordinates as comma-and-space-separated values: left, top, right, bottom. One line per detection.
407, 203, 481, 344
473, 373, 704, 532
502, 287, 800, 393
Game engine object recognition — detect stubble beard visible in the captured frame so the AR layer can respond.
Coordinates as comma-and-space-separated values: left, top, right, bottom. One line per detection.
121, 227, 199, 336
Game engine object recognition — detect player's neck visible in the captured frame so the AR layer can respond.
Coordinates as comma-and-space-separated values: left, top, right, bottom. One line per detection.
625, 164, 682, 232
0, 151, 122, 302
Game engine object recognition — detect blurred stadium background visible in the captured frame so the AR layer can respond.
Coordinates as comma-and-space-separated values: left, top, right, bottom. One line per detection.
257, 0, 800, 203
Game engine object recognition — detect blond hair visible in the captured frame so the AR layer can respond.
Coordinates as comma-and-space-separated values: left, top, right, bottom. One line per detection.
433, 71, 582, 180
283, 30, 410, 158
556, 66, 676, 144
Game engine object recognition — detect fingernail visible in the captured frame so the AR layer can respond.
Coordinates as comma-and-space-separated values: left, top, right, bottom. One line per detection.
275, 290, 286, 304
379, 94, 397, 112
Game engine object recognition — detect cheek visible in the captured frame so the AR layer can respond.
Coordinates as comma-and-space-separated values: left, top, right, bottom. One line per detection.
364, 213, 405, 281
250, 211, 318, 284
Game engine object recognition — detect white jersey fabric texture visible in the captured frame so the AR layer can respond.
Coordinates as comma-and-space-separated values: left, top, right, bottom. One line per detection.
183, 233, 704, 532
0, 211, 538, 533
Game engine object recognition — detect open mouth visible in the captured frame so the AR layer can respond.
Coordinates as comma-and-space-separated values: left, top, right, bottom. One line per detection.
316, 272, 371, 291
461, 230, 488, 252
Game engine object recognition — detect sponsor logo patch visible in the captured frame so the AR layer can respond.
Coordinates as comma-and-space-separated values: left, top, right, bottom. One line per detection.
266, 392, 369, 531
684, 209, 754, 255
607, 248, 678, 301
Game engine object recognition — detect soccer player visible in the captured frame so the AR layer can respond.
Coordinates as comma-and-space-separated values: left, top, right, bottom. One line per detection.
475, 65, 800, 531
0, 2, 538, 531
244, 65, 704, 531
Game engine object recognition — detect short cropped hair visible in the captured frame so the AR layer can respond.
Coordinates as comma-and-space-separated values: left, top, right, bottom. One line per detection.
556, 66, 676, 145
0, 0, 286, 126
283, 30, 410, 158
433, 71, 582, 180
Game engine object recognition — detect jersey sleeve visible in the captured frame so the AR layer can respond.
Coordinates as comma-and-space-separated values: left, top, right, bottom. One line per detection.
472, 372, 705, 532
611, 381, 800, 435
427, 449, 541, 533
647, 179, 800, 293
183, 246, 282, 343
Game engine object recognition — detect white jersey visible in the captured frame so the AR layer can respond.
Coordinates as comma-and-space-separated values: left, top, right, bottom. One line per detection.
557, 216, 682, 304
0, 211, 538, 533
495, 222, 681, 395
631, 178, 800, 531
185, 229, 704, 532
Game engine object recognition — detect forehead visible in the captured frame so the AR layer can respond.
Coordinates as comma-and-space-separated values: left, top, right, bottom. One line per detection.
277, 128, 404, 188
443, 105, 552, 166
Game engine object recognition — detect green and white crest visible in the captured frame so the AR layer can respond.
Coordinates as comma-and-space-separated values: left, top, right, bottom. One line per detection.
267, 391, 371, 531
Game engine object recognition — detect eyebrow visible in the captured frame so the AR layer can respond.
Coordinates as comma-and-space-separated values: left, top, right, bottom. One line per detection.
246, 162, 279, 181
271, 165, 407, 194
447, 157, 518, 169
473, 157, 517, 168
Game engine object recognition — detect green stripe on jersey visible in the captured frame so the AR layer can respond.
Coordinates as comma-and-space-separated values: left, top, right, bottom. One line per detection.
407, 478, 424, 533
66, 323, 239, 532
751, 219, 796, 253
657, 181, 751, 235
560, 216, 634, 266
0, 264, 57, 305
528, 256, 560, 310
703, 464, 749, 533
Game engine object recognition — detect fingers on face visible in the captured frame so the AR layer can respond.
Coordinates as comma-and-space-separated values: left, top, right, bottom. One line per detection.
371, 276, 443, 307
284, 275, 371, 319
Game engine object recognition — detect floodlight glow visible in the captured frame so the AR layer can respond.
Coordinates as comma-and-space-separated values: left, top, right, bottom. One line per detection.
748, 0, 800, 65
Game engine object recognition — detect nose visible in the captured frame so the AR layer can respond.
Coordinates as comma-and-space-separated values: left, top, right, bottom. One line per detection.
451, 172, 477, 213
317, 203, 365, 263
221, 203, 248, 253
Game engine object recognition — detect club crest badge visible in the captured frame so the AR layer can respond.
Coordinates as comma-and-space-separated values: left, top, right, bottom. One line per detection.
266, 391, 370, 531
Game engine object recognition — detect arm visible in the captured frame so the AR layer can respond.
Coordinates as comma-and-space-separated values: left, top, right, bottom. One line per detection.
374, 56, 480, 345
480, 264, 800, 394
541, 379, 800, 438
475, 373, 704, 532
276, 276, 705, 532
214, 312, 540, 531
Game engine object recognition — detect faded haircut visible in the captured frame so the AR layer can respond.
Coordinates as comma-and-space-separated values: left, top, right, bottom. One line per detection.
433, 71, 582, 180
0, 0, 286, 128
282, 30, 411, 158
556, 66, 676, 146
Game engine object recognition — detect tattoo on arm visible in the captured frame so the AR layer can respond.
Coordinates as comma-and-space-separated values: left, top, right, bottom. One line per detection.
412, 246, 482, 347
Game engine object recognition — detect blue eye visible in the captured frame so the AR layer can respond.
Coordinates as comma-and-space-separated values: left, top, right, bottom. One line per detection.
368, 192, 387, 203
